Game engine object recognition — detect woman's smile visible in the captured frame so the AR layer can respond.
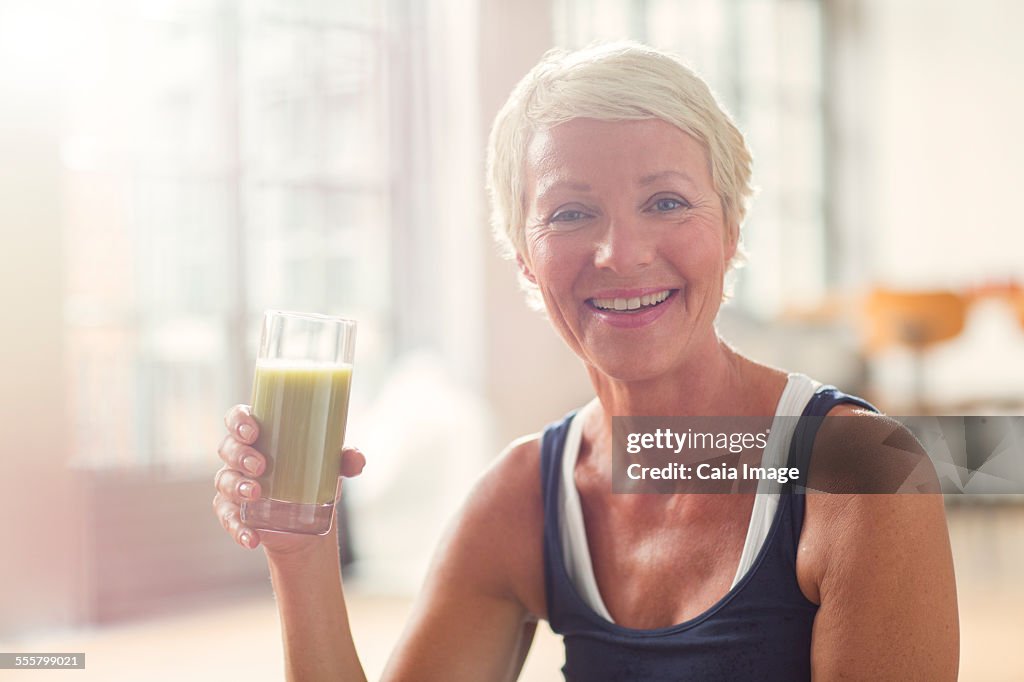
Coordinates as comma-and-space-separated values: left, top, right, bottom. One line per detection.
584, 287, 682, 328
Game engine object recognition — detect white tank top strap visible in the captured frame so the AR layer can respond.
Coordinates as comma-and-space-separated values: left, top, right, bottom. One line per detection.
558, 372, 822, 624
558, 409, 615, 621
729, 373, 821, 586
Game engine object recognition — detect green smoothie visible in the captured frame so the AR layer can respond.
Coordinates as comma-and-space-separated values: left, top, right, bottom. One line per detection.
250, 360, 353, 505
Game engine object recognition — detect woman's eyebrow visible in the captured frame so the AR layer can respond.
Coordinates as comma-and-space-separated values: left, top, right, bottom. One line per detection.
535, 180, 592, 204
637, 170, 696, 186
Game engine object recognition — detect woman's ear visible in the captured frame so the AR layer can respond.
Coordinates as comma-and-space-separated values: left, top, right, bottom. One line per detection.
516, 253, 537, 284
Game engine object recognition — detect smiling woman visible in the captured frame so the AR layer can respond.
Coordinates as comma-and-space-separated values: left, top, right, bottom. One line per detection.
212, 41, 959, 681
488, 44, 753, 312
514, 117, 734, 382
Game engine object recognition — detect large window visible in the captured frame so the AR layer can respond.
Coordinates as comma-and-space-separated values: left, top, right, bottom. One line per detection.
554, 0, 828, 315
63, 0, 394, 469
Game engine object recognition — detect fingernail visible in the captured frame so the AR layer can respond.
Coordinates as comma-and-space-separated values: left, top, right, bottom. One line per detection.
239, 531, 252, 548
243, 455, 260, 475
239, 424, 255, 441
239, 481, 255, 498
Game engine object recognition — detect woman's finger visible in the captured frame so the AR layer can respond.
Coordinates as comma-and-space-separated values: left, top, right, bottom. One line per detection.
217, 436, 265, 476
213, 495, 260, 549
223, 404, 258, 444
214, 466, 262, 504
340, 447, 366, 478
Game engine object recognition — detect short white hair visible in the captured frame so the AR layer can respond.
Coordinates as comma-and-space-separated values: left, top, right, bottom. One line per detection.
486, 41, 754, 301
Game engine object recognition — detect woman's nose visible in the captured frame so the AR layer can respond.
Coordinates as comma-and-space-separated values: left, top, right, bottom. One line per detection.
593, 217, 655, 274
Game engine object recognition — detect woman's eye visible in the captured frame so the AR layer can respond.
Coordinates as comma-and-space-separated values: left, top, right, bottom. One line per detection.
551, 209, 588, 223
652, 197, 686, 212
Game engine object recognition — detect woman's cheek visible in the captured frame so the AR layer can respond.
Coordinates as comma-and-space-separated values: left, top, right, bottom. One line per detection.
530, 239, 574, 284
671, 227, 725, 271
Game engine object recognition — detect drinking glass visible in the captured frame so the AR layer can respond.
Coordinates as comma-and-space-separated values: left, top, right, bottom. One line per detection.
240, 310, 356, 535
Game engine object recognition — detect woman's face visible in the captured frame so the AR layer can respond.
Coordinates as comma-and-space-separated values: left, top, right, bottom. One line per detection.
520, 117, 736, 382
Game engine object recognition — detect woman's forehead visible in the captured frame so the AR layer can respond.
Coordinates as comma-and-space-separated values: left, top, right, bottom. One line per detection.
525, 118, 712, 195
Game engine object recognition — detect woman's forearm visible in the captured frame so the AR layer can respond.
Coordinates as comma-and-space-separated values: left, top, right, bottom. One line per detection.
266, 536, 368, 682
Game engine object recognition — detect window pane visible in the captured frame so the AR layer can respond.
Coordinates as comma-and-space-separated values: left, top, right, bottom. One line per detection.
64, 1, 392, 469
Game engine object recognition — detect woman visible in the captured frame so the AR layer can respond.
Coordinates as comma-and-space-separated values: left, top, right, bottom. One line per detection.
213, 42, 959, 680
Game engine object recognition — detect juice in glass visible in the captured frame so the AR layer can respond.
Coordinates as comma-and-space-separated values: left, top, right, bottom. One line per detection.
240, 311, 356, 535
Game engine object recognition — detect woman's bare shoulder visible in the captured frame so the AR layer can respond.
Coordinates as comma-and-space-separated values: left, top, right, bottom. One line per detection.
799, 404, 946, 602
448, 433, 547, 616
815, 403, 938, 493
471, 434, 543, 514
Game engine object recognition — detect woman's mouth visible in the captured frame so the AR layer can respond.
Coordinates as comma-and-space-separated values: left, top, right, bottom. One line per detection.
587, 289, 676, 313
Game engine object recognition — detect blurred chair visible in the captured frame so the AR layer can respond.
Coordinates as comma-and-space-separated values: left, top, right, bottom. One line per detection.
861, 289, 970, 412
1011, 290, 1024, 330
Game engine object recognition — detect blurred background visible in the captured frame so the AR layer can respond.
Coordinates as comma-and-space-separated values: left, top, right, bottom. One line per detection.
1, 0, 1022, 679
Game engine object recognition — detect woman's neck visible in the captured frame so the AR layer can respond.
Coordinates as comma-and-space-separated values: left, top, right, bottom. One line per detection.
583, 334, 781, 430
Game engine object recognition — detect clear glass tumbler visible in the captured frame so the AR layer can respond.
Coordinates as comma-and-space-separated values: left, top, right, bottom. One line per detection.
240, 310, 356, 535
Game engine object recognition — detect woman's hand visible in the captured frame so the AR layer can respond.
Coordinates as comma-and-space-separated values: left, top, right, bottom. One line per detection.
213, 404, 366, 556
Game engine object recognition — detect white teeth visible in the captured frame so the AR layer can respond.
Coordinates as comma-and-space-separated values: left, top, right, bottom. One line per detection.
591, 289, 672, 311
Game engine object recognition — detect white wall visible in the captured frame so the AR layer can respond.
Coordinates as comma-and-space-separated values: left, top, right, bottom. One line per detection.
864, 0, 1024, 286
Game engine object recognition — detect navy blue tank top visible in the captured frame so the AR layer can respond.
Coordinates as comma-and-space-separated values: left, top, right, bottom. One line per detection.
540, 387, 877, 681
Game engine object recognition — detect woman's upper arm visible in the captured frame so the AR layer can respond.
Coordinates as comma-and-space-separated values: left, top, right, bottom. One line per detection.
381, 437, 546, 682
808, 416, 959, 680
